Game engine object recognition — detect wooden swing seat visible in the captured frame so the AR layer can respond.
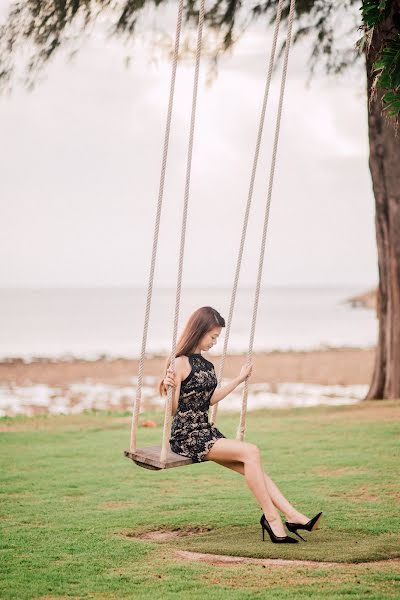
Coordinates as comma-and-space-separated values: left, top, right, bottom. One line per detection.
124, 444, 194, 470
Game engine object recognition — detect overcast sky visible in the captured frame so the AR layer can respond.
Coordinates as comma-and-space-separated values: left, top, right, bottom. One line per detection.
0, 1, 378, 288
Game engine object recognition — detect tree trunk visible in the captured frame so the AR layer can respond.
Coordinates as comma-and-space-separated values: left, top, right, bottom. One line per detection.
365, 1, 400, 400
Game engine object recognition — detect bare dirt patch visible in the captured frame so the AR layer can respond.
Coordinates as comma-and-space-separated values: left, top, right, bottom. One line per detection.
38, 596, 70, 600
1, 491, 33, 497
387, 489, 400, 504
118, 525, 213, 541
313, 466, 369, 477
174, 549, 341, 567
175, 549, 400, 569
329, 485, 381, 503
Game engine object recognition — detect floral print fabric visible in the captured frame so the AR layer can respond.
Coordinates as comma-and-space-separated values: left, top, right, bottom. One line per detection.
169, 354, 226, 462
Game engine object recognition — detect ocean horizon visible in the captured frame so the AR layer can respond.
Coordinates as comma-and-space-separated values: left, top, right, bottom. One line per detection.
0, 285, 377, 361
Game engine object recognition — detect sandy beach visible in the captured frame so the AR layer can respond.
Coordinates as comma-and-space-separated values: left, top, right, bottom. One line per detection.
0, 284, 378, 417
0, 347, 376, 418
0, 347, 375, 387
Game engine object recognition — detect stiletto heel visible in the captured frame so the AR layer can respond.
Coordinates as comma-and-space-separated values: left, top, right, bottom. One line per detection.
292, 529, 306, 542
260, 514, 298, 544
285, 511, 323, 541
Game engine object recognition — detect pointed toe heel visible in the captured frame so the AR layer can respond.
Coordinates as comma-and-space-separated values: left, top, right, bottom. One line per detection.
260, 514, 298, 544
284, 511, 323, 542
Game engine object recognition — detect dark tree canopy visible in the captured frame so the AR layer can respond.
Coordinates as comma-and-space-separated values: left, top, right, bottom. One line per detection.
1, 1, 398, 118
0, 1, 373, 90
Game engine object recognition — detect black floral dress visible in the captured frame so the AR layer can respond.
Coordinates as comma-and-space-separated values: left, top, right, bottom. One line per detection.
169, 353, 226, 462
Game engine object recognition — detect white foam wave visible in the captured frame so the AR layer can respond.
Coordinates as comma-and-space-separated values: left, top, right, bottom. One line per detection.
0, 379, 367, 418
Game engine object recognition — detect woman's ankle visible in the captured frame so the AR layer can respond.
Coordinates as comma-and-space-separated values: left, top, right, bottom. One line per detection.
285, 510, 309, 524
263, 513, 281, 524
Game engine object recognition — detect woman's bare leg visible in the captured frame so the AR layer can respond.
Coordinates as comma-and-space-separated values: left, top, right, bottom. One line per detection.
263, 472, 309, 524
210, 458, 310, 524
205, 438, 288, 537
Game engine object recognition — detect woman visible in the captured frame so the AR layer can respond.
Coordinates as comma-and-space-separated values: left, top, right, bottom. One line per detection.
160, 306, 322, 544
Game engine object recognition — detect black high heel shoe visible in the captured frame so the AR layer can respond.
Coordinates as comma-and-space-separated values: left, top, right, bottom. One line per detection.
284, 511, 323, 542
260, 514, 298, 544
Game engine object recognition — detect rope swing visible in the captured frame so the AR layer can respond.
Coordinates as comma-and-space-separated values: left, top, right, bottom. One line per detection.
212, 0, 297, 440
125, 0, 297, 470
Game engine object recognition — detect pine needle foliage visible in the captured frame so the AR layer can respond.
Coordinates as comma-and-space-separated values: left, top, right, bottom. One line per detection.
358, 0, 400, 120
0, 1, 399, 119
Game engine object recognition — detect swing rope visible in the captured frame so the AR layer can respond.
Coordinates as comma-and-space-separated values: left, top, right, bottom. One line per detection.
160, 0, 206, 466
129, 0, 296, 461
237, 0, 297, 441
129, 0, 185, 454
209, 0, 285, 427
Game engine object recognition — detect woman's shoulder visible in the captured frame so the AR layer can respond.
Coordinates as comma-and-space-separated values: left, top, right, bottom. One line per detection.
175, 355, 190, 368
174, 355, 191, 379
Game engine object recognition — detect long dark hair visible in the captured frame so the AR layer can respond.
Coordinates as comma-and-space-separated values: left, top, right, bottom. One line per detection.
158, 306, 225, 396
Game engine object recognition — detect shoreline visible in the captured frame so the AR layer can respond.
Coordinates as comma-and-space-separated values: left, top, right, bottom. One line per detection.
0, 342, 376, 364
0, 347, 375, 418
1, 346, 375, 387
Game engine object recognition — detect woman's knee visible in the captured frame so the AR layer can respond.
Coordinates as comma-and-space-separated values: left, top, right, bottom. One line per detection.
205, 439, 261, 464
243, 442, 261, 462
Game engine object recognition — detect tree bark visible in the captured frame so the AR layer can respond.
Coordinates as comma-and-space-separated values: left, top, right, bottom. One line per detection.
365, 1, 400, 400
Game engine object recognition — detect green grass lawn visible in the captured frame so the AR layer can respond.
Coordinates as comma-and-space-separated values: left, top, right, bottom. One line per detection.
1, 400, 399, 599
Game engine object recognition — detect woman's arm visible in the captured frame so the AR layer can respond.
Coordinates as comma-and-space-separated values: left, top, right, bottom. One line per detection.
209, 362, 253, 406
171, 378, 181, 417
162, 356, 190, 417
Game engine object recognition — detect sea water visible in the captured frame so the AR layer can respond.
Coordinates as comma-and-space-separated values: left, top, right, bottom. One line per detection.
0, 285, 377, 361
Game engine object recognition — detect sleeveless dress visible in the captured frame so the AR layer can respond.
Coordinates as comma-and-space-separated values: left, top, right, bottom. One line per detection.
169, 353, 226, 463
